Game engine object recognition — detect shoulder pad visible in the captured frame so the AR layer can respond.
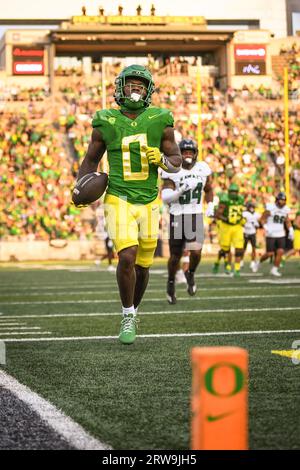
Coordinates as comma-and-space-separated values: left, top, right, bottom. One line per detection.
148, 107, 174, 126
198, 161, 212, 176
160, 169, 170, 180
92, 110, 117, 128
219, 194, 229, 204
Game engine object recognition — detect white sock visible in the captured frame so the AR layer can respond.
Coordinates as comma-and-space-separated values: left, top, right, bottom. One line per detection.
122, 305, 135, 316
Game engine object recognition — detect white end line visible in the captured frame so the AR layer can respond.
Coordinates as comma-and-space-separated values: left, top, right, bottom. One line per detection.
0, 370, 111, 450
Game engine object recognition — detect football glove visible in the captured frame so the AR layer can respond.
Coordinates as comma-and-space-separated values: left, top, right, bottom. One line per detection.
144, 146, 167, 169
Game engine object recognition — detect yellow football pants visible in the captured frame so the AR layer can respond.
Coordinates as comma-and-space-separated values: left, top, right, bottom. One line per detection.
104, 194, 160, 268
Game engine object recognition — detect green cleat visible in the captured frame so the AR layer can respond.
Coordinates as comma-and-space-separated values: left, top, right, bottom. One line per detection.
225, 264, 232, 275
119, 314, 138, 345
212, 263, 219, 274
234, 270, 241, 278
280, 258, 285, 268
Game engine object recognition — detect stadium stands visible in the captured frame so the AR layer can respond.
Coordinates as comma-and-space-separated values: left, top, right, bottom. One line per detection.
1, 61, 299, 242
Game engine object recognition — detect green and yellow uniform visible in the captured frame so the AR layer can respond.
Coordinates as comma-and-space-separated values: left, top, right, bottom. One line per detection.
219, 193, 245, 250
92, 106, 174, 263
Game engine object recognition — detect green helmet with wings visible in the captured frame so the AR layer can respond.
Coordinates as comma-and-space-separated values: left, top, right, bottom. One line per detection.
114, 64, 155, 110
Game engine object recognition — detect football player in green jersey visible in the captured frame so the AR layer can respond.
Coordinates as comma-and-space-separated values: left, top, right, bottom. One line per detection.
77, 65, 181, 344
215, 183, 245, 277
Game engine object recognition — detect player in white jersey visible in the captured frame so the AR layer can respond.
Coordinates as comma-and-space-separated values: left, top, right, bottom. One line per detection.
255, 192, 294, 276
161, 138, 214, 304
242, 201, 261, 272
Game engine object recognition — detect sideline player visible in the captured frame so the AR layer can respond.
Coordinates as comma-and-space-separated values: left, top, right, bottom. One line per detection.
242, 201, 260, 272
161, 138, 213, 304
77, 65, 181, 343
215, 183, 245, 277
255, 192, 294, 276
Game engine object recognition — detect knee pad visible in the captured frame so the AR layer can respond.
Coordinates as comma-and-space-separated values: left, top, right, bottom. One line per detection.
235, 249, 244, 258
219, 249, 226, 258
220, 246, 230, 255
136, 238, 158, 268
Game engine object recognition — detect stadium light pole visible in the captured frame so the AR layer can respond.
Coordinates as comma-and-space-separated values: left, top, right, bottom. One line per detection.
102, 59, 107, 110
283, 67, 290, 206
101, 59, 108, 173
197, 57, 203, 161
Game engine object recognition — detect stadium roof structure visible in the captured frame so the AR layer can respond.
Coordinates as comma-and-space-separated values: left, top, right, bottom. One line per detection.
47, 15, 237, 55
0, 15, 262, 55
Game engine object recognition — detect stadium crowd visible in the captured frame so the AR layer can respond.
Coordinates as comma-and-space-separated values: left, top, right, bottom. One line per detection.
1, 65, 299, 241
0, 111, 86, 240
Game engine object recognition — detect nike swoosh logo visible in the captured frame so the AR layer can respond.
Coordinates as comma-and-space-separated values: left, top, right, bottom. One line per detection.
148, 114, 160, 120
206, 411, 235, 422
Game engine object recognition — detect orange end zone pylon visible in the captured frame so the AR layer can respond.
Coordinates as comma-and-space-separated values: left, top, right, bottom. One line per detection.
191, 346, 248, 450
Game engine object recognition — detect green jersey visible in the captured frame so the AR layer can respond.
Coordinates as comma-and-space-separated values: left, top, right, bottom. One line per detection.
92, 107, 174, 204
220, 194, 245, 225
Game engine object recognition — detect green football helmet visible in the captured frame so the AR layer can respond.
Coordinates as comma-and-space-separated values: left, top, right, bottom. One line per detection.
228, 182, 239, 200
114, 64, 155, 110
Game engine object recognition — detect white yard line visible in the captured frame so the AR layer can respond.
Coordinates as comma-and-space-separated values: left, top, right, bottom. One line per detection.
0, 332, 52, 336
0, 327, 41, 331
0, 273, 268, 290
0, 369, 111, 450
0, 281, 299, 292
249, 279, 300, 284
1, 288, 299, 297
0, 293, 299, 305
0, 306, 299, 320
1, 329, 300, 343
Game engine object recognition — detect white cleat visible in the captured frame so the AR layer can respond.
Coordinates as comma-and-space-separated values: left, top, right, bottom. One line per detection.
107, 265, 116, 273
175, 269, 187, 284
270, 266, 282, 277
252, 261, 260, 273
250, 261, 255, 271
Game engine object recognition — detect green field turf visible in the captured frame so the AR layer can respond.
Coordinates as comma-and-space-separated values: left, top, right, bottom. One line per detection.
0, 260, 300, 450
